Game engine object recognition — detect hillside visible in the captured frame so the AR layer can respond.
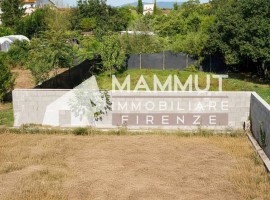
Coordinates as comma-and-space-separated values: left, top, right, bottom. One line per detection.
121, 1, 183, 9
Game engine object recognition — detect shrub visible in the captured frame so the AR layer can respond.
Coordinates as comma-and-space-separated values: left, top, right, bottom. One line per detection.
0, 59, 15, 101
0, 26, 14, 37
79, 18, 96, 32
28, 32, 73, 84
185, 65, 198, 72
6, 40, 30, 68
15, 9, 47, 38
259, 122, 266, 148
72, 127, 88, 136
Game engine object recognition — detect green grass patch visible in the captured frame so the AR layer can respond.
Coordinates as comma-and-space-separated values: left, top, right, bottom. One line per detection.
96, 69, 270, 104
0, 126, 245, 138
0, 103, 14, 127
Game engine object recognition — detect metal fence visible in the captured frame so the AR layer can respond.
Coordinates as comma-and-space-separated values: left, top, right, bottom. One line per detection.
126, 51, 197, 70
35, 59, 102, 89
126, 51, 227, 73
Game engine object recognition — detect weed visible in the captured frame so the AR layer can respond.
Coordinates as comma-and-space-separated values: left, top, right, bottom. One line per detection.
259, 122, 267, 148
72, 127, 88, 136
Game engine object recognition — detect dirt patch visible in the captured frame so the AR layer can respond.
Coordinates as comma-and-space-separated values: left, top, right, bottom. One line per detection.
48, 68, 69, 77
12, 69, 35, 89
0, 103, 10, 111
11, 68, 69, 89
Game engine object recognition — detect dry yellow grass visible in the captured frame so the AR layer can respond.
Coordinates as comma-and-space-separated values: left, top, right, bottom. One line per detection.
209, 137, 270, 200
0, 133, 269, 200
12, 69, 35, 89
11, 68, 69, 89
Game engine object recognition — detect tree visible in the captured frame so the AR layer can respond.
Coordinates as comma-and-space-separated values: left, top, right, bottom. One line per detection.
28, 45, 55, 84
77, 0, 109, 33
180, 0, 200, 17
69, 8, 81, 30
173, 2, 178, 11
99, 34, 126, 75
15, 9, 47, 38
208, 0, 270, 74
79, 18, 97, 32
77, 0, 108, 19
181, 0, 200, 9
6, 40, 30, 68
109, 7, 133, 31
0, 57, 14, 101
77, 0, 132, 36
120, 32, 168, 54
152, 13, 187, 37
170, 32, 208, 58
45, 8, 71, 32
0, 26, 15, 37
29, 31, 73, 84
137, 0, 143, 15
153, 0, 157, 15
1, 0, 24, 27
76, 36, 100, 62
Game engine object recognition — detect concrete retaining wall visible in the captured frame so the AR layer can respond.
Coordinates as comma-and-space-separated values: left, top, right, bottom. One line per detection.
13, 89, 70, 127
250, 93, 270, 158
13, 90, 251, 129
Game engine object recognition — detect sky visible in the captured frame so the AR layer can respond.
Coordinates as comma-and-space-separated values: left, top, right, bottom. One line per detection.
64, 0, 210, 7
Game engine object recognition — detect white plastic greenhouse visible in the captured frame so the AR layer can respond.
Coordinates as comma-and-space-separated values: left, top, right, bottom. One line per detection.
0, 35, 30, 52
0, 37, 13, 52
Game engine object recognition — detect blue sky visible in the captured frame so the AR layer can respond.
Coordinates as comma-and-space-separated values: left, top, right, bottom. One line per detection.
64, 0, 209, 7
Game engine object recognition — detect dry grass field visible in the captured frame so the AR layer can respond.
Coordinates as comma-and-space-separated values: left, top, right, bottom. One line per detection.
0, 132, 269, 200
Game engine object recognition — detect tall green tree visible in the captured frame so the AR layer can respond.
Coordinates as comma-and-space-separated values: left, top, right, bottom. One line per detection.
29, 31, 73, 84
77, 0, 132, 36
77, 0, 110, 34
79, 18, 97, 32
137, 0, 143, 15
120, 33, 168, 54
153, 0, 157, 15
170, 32, 208, 57
45, 8, 71, 32
15, 9, 48, 38
0, 57, 14, 101
99, 34, 126, 75
77, 0, 108, 21
208, 0, 270, 74
1, 0, 24, 27
173, 2, 178, 11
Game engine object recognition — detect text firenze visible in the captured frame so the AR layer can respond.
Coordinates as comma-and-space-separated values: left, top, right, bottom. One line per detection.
112, 113, 228, 126
112, 74, 228, 92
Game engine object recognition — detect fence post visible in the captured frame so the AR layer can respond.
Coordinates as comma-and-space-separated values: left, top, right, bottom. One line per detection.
140, 53, 142, 70
210, 54, 212, 72
186, 54, 189, 68
163, 51, 165, 70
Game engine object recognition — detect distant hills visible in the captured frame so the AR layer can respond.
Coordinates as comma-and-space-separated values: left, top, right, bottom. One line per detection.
121, 1, 183, 9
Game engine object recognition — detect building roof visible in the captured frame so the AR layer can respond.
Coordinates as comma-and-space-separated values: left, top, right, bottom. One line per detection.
37, 0, 55, 6
162, 9, 172, 15
23, 0, 56, 6
120, 31, 156, 36
23, 0, 37, 3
